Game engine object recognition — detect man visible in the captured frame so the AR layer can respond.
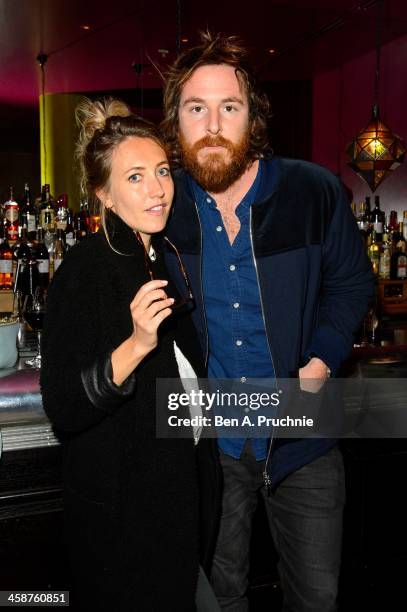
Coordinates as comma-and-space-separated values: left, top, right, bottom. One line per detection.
162, 33, 374, 612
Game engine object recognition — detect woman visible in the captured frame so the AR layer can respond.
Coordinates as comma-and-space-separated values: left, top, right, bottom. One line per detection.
40, 99, 220, 611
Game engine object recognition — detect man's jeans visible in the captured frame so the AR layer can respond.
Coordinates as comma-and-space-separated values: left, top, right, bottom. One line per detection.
210, 443, 345, 612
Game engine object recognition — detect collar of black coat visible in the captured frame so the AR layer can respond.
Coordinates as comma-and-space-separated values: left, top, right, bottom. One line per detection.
166, 156, 336, 257
166, 155, 280, 255
104, 209, 162, 255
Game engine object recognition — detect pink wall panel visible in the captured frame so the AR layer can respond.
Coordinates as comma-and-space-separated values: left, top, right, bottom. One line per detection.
312, 35, 407, 217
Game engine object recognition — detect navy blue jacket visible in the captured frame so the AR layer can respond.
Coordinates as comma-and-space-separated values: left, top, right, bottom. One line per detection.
164, 157, 375, 487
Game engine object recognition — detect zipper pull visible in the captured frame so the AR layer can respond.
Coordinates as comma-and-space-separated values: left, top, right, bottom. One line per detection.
263, 470, 272, 496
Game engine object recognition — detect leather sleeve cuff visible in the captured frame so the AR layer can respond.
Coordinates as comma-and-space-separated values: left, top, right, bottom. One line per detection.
80, 352, 136, 412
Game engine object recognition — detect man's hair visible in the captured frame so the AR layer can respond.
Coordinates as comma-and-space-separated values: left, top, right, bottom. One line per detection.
161, 32, 272, 166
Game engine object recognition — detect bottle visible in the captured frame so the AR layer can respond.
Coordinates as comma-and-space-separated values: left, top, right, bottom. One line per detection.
4, 186, 19, 242
0, 234, 13, 289
64, 209, 76, 249
74, 210, 88, 240
35, 228, 50, 290
53, 229, 65, 273
367, 229, 380, 275
73, 228, 82, 243
55, 194, 68, 232
379, 240, 391, 279
14, 227, 31, 270
390, 239, 407, 280
372, 195, 385, 242
19, 257, 40, 298
357, 201, 368, 243
396, 222, 406, 250
21, 183, 37, 240
364, 196, 372, 233
39, 184, 55, 229
389, 210, 399, 233
403, 211, 407, 241
350, 201, 357, 217
42, 210, 55, 254
80, 200, 91, 230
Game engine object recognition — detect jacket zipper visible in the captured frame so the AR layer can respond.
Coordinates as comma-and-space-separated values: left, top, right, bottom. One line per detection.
249, 207, 278, 494
194, 201, 209, 367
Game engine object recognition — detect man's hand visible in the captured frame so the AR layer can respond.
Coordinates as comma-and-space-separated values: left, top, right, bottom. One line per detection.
298, 357, 330, 393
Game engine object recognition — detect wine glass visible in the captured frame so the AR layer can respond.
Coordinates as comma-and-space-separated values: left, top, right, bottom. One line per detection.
361, 308, 379, 346
23, 288, 46, 368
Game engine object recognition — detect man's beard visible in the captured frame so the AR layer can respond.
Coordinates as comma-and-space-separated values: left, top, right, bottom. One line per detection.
179, 132, 251, 193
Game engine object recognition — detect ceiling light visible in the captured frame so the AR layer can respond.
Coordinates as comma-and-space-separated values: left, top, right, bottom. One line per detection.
346, 0, 405, 191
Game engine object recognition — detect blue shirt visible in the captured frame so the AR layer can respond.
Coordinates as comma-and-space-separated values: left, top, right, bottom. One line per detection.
190, 160, 276, 460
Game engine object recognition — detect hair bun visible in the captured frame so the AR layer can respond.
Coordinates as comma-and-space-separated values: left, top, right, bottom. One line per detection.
76, 97, 131, 146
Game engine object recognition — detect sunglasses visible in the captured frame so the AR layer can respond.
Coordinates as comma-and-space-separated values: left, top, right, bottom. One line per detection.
135, 232, 194, 312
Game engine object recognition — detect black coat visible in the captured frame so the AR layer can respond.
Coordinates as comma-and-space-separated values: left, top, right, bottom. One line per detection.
40, 212, 221, 611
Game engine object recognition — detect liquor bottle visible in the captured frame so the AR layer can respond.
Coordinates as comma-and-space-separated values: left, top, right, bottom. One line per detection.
73, 228, 82, 243
388, 210, 399, 232
390, 238, 407, 280
403, 211, 407, 241
4, 186, 19, 242
372, 195, 385, 242
379, 240, 391, 279
19, 257, 40, 298
21, 183, 37, 240
14, 227, 31, 270
42, 210, 55, 254
350, 201, 357, 217
367, 229, 380, 275
53, 229, 65, 273
74, 211, 88, 240
13, 228, 31, 293
0, 234, 13, 289
39, 184, 55, 229
395, 222, 406, 248
390, 222, 407, 280
364, 196, 372, 233
357, 201, 368, 243
80, 200, 91, 231
64, 209, 75, 248
35, 228, 50, 290
55, 194, 68, 232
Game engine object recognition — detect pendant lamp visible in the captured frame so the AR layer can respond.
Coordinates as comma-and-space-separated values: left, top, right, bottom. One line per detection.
346, 1, 405, 192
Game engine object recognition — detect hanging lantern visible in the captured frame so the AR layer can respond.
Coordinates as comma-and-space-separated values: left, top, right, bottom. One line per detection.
346, 105, 405, 192
346, 0, 405, 192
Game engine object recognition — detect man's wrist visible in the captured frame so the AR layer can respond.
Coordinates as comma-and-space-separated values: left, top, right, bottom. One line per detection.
307, 354, 331, 378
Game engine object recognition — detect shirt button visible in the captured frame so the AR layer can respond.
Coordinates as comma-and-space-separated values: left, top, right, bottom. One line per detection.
240, 376, 247, 383
206, 197, 212, 204
216, 225, 222, 232
229, 264, 236, 271
236, 340, 243, 346
233, 302, 240, 309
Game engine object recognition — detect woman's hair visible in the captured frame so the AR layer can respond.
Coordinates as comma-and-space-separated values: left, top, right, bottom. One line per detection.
161, 32, 272, 166
75, 97, 165, 248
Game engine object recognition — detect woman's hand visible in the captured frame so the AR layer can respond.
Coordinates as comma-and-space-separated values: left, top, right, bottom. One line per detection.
111, 279, 173, 386
129, 279, 174, 354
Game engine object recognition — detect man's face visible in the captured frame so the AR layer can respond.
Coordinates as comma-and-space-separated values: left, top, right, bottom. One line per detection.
178, 64, 251, 193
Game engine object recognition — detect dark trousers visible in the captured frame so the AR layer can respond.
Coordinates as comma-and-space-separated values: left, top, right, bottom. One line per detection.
210, 443, 345, 612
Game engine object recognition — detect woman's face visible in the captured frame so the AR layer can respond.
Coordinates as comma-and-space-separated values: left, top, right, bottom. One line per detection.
103, 136, 174, 247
